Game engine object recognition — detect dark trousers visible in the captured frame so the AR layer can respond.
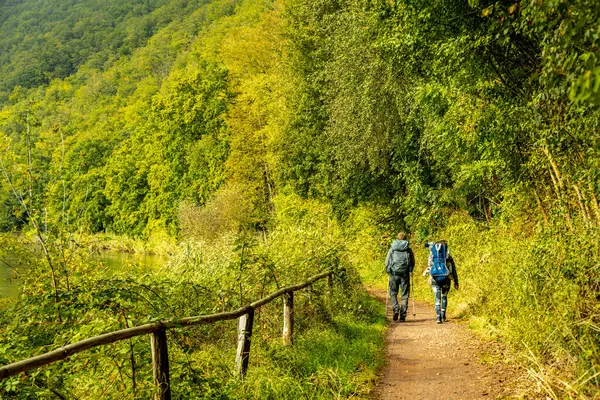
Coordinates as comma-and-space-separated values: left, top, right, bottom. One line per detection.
388, 273, 410, 317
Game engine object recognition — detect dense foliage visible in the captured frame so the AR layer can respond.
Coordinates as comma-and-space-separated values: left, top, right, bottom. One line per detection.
281, 0, 600, 396
0, 0, 599, 397
0, 196, 384, 398
283, 0, 600, 228
0, 0, 218, 97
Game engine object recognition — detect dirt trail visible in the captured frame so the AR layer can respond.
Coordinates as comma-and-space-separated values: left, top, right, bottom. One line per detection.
369, 288, 516, 399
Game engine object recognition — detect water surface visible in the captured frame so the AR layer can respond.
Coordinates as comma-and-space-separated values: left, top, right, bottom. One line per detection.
0, 250, 168, 298
0, 254, 19, 298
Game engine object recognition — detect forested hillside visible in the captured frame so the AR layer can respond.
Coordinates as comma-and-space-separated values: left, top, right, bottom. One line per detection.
0, 0, 599, 398
0, 0, 217, 100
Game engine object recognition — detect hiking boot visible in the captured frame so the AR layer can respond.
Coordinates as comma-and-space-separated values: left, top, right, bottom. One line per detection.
400, 315, 406, 322
436, 315, 442, 324
442, 312, 447, 322
393, 312, 399, 321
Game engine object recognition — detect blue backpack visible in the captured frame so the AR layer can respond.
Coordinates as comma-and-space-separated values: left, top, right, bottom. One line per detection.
429, 242, 450, 283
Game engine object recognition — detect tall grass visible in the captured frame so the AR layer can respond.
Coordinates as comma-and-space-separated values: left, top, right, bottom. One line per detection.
0, 194, 386, 399
430, 213, 600, 398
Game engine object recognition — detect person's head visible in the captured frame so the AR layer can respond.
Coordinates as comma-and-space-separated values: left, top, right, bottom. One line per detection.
438, 239, 447, 246
397, 232, 406, 241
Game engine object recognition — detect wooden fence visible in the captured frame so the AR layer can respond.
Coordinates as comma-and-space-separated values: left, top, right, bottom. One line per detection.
0, 269, 336, 399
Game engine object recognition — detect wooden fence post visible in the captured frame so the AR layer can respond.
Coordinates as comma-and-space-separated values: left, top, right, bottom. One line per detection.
235, 308, 254, 378
327, 272, 333, 299
283, 292, 294, 345
151, 328, 171, 400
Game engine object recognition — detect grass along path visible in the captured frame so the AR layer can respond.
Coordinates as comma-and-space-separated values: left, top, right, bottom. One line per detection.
368, 288, 521, 399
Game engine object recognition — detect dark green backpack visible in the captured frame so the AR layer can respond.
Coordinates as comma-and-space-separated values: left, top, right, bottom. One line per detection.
390, 250, 410, 275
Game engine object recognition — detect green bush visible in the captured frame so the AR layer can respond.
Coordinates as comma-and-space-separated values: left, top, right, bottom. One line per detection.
0, 195, 385, 399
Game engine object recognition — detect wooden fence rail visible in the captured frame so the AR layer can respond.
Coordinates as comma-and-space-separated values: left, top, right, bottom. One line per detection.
0, 269, 336, 399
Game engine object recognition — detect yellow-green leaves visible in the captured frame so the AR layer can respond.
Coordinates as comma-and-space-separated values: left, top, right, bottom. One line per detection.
570, 52, 600, 104
482, 5, 494, 16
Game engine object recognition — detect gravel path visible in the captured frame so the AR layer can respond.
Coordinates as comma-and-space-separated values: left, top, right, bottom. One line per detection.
369, 289, 516, 399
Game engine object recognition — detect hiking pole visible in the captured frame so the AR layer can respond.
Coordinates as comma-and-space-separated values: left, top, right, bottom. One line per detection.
385, 291, 389, 319
385, 276, 389, 319
411, 273, 416, 318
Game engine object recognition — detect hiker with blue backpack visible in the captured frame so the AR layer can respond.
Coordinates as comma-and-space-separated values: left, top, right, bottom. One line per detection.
423, 240, 459, 324
385, 232, 415, 322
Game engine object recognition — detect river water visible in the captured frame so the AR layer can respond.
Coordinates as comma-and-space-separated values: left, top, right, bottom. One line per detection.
0, 253, 19, 298
0, 251, 167, 298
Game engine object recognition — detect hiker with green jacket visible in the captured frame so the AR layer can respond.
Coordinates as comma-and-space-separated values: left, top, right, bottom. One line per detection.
385, 232, 416, 322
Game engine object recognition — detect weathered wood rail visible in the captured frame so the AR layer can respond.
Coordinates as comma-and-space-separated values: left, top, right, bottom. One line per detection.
0, 269, 336, 399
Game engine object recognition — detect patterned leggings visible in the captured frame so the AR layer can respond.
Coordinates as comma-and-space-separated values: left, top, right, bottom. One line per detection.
431, 278, 451, 317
